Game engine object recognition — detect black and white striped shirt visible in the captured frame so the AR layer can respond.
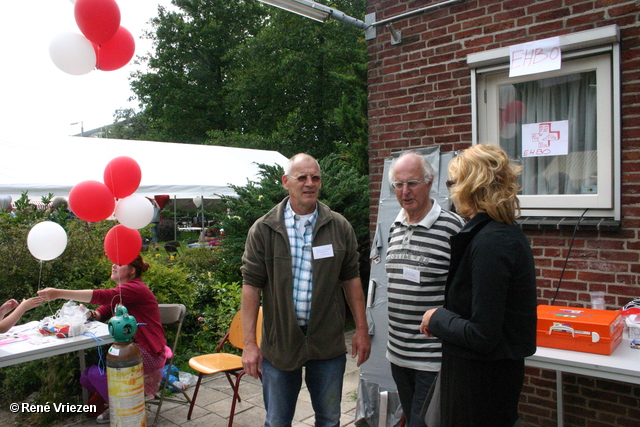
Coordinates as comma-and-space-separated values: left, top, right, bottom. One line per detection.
386, 200, 464, 371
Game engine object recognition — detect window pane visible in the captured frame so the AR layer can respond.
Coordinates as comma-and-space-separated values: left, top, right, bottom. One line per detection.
499, 71, 597, 196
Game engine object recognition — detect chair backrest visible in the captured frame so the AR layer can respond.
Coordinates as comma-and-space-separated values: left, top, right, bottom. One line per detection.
227, 307, 263, 350
158, 304, 186, 326
158, 304, 186, 356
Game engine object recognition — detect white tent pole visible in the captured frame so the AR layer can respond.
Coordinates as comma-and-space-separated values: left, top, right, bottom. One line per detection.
173, 195, 177, 241
201, 195, 205, 234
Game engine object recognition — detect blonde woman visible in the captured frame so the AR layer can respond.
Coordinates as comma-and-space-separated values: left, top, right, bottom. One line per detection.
421, 144, 537, 426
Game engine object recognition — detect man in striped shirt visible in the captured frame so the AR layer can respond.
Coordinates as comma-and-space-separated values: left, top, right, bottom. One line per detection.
386, 152, 464, 427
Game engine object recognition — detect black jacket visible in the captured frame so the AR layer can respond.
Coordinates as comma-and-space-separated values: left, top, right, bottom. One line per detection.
429, 213, 537, 360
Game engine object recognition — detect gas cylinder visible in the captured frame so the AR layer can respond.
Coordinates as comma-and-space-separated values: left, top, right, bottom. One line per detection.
106, 305, 146, 426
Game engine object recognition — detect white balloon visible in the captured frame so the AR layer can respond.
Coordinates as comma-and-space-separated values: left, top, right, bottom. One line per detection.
27, 221, 68, 261
193, 196, 203, 208
115, 195, 155, 229
49, 32, 96, 76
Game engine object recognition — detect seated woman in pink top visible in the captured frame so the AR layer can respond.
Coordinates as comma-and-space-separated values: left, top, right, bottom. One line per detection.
39, 255, 166, 423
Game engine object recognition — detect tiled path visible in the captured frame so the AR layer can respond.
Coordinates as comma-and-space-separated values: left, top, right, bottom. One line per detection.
1, 330, 360, 427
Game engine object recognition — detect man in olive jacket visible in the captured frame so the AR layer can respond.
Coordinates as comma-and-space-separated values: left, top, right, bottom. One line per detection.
241, 153, 370, 427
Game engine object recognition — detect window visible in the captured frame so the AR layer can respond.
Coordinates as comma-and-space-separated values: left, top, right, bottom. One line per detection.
469, 25, 621, 221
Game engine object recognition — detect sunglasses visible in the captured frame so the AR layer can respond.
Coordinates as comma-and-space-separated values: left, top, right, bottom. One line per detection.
289, 174, 321, 183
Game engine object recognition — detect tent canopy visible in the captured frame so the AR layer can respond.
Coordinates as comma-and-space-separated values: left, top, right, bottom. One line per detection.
0, 137, 289, 201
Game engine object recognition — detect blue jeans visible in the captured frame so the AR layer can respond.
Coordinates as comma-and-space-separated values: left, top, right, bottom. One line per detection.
390, 363, 436, 427
262, 354, 346, 427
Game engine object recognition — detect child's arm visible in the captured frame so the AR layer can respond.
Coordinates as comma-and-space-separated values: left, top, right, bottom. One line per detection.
0, 297, 43, 334
0, 299, 19, 318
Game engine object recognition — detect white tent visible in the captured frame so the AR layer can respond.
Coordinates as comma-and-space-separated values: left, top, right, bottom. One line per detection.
0, 136, 289, 201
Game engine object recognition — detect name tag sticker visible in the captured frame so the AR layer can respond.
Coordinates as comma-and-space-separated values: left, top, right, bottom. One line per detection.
313, 244, 334, 259
403, 267, 420, 283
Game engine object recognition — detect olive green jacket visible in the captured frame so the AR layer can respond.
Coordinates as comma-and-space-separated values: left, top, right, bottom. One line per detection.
241, 197, 360, 371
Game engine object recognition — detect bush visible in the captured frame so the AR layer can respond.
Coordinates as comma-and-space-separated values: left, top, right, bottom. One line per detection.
181, 277, 242, 361
213, 156, 370, 285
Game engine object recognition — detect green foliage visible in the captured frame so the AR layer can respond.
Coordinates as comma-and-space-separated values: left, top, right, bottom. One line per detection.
130, 0, 266, 142
0, 199, 112, 304
177, 245, 219, 275
181, 277, 242, 360
213, 158, 370, 285
319, 153, 370, 281
0, 359, 45, 403
227, 0, 367, 159
0, 191, 248, 423
33, 354, 80, 425
125, 0, 368, 165
102, 108, 152, 140
332, 61, 369, 175
213, 163, 287, 284
140, 255, 195, 308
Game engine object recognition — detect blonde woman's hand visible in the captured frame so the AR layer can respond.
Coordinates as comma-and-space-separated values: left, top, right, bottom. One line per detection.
420, 308, 438, 337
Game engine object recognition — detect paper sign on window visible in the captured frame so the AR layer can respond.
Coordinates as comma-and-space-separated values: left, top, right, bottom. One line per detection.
509, 36, 561, 77
521, 120, 569, 158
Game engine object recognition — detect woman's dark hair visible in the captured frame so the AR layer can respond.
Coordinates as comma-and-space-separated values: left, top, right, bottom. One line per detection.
128, 255, 150, 279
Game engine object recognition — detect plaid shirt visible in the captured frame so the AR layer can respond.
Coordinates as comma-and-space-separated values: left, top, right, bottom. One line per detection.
284, 201, 317, 326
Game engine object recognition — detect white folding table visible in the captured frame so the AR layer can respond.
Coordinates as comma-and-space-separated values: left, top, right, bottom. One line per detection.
525, 332, 640, 426
0, 321, 114, 404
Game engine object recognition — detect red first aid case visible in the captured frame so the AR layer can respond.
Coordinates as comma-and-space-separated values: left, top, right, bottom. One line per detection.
536, 305, 624, 355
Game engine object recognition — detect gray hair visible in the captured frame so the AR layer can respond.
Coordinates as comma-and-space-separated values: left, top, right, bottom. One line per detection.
285, 153, 321, 176
388, 152, 435, 184
52, 197, 68, 209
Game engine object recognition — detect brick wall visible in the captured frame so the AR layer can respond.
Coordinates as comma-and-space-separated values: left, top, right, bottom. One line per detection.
366, 0, 640, 425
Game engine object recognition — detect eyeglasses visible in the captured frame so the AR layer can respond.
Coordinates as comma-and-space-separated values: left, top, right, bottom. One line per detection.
391, 180, 423, 190
289, 174, 321, 183
445, 179, 457, 189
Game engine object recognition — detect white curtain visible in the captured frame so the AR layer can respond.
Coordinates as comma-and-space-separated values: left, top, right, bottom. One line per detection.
500, 71, 597, 195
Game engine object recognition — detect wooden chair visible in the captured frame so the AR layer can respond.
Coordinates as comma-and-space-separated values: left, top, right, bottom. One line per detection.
187, 307, 263, 427
147, 304, 191, 426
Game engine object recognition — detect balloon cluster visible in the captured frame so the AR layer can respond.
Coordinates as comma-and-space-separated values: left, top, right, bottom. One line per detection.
27, 156, 150, 264
53, 156, 149, 268
49, 0, 135, 75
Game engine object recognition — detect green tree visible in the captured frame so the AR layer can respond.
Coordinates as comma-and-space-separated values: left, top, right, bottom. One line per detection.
102, 108, 152, 140
227, 1, 367, 159
130, 0, 266, 143
126, 0, 368, 169
214, 158, 369, 285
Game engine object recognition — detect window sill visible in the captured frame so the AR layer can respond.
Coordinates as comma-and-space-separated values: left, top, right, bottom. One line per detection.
517, 216, 621, 231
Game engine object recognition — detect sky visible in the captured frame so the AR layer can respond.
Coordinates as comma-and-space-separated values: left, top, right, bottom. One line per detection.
0, 0, 176, 140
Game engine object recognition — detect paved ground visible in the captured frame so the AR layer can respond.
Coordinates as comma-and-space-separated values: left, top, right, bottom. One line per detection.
1, 330, 361, 427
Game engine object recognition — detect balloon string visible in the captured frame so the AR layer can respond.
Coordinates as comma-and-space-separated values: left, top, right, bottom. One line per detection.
38, 260, 43, 291
39, 260, 56, 317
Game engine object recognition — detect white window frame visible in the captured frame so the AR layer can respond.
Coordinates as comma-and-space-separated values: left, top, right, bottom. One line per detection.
468, 25, 621, 220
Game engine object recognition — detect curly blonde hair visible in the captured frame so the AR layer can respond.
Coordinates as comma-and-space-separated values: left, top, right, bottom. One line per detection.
448, 144, 522, 224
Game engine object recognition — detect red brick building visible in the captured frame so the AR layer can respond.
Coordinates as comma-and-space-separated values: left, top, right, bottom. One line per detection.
366, 0, 640, 425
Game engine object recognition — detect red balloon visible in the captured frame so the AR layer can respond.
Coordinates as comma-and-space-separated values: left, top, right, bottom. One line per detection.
103, 156, 142, 199
74, 0, 121, 45
104, 224, 141, 265
69, 180, 115, 222
94, 26, 135, 71
502, 100, 526, 124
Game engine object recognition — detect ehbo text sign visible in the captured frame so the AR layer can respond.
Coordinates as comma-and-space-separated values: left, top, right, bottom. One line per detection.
521, 120, 569, 158
509, 36, 561, 77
